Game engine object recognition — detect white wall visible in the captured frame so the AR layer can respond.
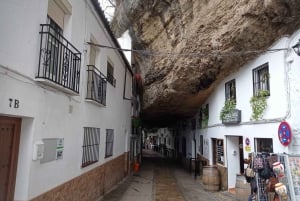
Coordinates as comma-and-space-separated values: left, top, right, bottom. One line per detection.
188, 31, 300, 189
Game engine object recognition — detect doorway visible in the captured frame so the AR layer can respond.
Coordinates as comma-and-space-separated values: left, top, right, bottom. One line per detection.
226, 136, 241, 189
0, 116, 21, 201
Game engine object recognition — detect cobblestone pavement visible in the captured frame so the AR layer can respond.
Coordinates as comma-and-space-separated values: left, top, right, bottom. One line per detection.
98, 150, 242, 201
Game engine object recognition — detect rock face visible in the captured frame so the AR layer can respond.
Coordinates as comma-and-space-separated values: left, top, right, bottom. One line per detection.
111, 0, 300, 126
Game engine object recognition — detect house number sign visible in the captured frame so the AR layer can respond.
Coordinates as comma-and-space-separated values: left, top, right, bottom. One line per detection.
8, 98, 20, 108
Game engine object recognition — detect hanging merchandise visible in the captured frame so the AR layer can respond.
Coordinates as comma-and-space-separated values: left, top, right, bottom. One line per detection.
246, 152, 300, 201
245, 156, 255, 183
273, 162, 285, 178
267, 176, 279, 193
287, 156, 300, 200
254, 156, 264, 171
269, 154, 278, 168
275, 183, 288, 200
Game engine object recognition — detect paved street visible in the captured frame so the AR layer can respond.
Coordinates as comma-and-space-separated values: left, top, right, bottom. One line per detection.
98, 149, 242, 201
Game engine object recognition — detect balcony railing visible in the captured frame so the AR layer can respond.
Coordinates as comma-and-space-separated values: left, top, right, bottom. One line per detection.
37, 24, 81, 94
86, 65, 107, 105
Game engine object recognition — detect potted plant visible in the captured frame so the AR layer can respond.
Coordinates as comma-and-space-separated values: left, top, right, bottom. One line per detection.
219, 98, 236, 121
250, 90, 269, 121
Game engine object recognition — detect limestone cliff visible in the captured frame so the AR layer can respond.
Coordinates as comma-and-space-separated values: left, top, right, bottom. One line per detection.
111, 0, 300, 126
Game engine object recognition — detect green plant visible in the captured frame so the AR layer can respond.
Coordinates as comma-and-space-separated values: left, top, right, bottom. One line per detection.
201, 112, 209, 128
132, 117, 141, 127
219, 98, 236, 121
200, 105, 209, 128
250, 90, 269, 121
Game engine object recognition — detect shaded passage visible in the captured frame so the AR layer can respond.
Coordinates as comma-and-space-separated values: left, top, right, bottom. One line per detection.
98, 149, 240, 201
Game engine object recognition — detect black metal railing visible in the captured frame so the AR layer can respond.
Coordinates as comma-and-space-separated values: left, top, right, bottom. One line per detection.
37, 24, 81, 94
86, 65, 107, 105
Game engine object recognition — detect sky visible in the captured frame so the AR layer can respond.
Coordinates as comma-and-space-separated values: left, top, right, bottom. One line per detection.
98, 0, 115, 21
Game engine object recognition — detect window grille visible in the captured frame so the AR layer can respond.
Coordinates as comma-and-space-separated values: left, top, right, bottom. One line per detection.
86, 65, 107, 105
105, 129, 114, 158
81, 127, 100, 167
107, 61, 116, 87
225, 79, 236, 101
253, 63, 270, 96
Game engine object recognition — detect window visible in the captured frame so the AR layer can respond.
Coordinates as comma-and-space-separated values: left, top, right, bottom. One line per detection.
89, 45, 97, 66
199, 135, 203, 155
105, 129, 114, 158
81, 127, 100, 167
107, 61, 116, 87
46, 17, 63, 77
86, 40, 107, 105
37, 0, 80, 93
253, 63, 270, 96
199, 104, 209, 128
255, 138, 273, 152
47, 0, 65, 29
225, 79, 236, 101
213, 138, 224, 165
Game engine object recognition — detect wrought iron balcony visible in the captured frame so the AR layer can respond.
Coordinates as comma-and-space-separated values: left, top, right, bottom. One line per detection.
37, 24, 81, 94
86, 65, 107, 105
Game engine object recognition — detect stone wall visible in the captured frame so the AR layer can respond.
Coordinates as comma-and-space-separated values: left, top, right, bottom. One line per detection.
30, 154, 127, 201
217, 164, 228, 191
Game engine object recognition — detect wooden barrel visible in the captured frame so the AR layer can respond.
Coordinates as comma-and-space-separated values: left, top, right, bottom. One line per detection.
235, 174, 251, 200
202, 166, 220, 191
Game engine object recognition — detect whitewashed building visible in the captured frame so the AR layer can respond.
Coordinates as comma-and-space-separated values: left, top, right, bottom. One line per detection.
178, 30, 300, 190
0, 0, 135, 200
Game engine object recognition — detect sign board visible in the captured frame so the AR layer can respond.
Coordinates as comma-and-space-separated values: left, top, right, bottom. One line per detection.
278, 121, 292, 146
222, 109, 241, 125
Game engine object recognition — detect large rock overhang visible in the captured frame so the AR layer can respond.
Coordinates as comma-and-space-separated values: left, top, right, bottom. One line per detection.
111, 0, 300, 126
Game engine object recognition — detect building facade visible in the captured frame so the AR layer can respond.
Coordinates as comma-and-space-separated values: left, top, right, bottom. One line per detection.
0, 0, 134, 200
177, 30, 300, 190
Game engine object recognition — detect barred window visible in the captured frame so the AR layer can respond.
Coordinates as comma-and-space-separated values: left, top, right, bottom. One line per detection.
82, 127, 100, 167
225, 79, 236, 101
107, 61, 116, 87
105, 129, 114, 158
253, 63, 270, 96
199, 104, 209, 129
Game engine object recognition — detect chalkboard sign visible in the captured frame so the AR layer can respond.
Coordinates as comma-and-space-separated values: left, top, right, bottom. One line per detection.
222, 109, 241, 125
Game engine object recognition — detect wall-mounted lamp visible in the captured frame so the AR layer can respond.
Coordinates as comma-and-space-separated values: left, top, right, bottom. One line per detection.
292, 39, 300, 56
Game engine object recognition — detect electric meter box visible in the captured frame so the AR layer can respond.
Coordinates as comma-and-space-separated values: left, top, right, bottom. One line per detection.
40, 138, 64, 164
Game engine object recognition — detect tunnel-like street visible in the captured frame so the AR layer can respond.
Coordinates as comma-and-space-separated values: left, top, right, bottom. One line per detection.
98, 149, 241, 201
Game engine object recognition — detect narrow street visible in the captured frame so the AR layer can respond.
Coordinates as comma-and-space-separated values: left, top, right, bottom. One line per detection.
98, 149, 242, 201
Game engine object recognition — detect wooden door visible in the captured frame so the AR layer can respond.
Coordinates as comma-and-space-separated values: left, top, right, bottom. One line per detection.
0, 117, 21, 201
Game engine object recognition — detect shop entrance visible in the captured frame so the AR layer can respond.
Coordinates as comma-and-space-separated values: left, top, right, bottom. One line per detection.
0, 116, 21, 201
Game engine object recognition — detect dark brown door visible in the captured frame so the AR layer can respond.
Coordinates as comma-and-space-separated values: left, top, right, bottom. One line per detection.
0, 117, 21, 201
239, 136, 244, 174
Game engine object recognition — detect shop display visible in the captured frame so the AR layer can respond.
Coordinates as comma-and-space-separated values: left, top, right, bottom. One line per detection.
246, 153, 300, 201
